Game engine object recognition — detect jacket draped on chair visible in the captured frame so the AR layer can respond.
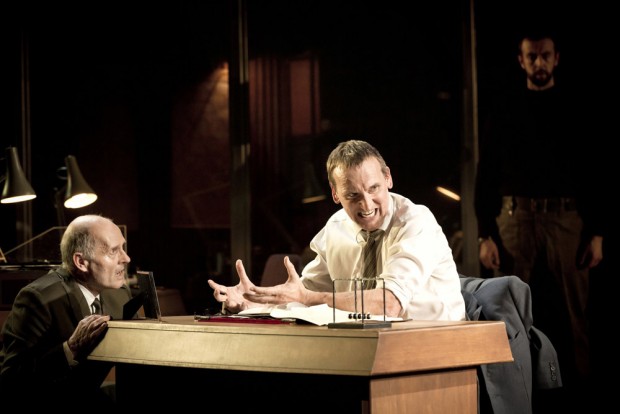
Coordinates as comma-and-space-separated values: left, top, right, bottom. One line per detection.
460, 275, 562, 414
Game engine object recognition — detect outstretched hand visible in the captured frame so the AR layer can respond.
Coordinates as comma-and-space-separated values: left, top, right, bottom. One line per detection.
207, 259, 260, 313
207, 256, 308, 313
248, 256, 308, 305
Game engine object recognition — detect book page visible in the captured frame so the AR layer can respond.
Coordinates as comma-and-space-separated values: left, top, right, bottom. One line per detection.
239, 303, 403, 326
238, 302, 306, 316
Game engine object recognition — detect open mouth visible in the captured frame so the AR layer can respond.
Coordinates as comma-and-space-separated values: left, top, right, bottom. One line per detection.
360, 209, 375, 218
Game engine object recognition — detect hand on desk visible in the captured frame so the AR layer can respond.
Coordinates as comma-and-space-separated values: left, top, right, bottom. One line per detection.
67, 314, 110, 359
208, 256, 308, 313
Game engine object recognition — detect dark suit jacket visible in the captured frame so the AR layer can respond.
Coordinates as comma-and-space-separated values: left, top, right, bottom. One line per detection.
460, 275, 562, 414
0, 267, 132, 406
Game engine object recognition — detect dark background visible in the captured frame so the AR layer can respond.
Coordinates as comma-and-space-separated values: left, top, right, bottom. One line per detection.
1, 0, 616, 405
0, 0, 614, 319
2, 0, 465, 294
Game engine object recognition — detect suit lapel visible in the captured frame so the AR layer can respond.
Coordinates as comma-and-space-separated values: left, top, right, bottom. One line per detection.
56, 267, 91, 319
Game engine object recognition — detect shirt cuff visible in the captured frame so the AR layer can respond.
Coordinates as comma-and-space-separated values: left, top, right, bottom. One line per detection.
63, 341, 79, 367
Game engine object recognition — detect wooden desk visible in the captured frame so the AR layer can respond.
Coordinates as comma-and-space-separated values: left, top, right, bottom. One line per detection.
90, 316, 512, 413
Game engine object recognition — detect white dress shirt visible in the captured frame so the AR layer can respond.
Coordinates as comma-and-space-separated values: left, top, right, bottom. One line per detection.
77, 283, 100, 314
301, 192, 466, 321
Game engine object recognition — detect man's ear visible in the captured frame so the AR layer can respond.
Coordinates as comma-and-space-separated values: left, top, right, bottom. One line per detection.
330, 183, 340, 204
385, 167, 393, 190
73, 253, 89, 272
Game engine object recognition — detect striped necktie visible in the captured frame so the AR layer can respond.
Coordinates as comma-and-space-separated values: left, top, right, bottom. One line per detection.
91, 297, 102, 315
362, 230, 383, 290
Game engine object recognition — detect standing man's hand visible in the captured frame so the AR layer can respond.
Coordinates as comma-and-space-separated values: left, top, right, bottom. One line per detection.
578, 235, 603, 269
479, 237, 500, 270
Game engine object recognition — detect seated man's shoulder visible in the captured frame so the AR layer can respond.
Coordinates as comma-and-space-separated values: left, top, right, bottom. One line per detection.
23, 268, 66, 291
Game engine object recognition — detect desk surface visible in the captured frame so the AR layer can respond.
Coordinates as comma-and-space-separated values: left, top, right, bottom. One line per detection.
90, 316, 513, 376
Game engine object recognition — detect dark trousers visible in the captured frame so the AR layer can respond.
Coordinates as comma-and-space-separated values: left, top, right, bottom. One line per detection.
496, 199, 590, 388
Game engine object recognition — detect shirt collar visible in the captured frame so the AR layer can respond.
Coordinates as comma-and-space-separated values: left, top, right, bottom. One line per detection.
77, 282, 99, 307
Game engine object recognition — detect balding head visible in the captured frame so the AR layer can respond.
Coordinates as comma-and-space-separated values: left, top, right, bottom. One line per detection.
61, 215, 117, 274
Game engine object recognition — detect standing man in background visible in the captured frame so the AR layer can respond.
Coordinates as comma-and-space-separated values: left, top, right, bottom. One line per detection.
474, 26, 603, 409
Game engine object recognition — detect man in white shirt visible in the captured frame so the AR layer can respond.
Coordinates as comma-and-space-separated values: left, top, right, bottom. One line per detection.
208, 140, 465, 321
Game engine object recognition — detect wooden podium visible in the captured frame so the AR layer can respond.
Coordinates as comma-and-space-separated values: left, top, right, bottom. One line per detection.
90, 316, 512, 412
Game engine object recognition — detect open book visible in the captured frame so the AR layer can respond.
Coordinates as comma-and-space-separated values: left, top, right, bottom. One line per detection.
238, 302, 404, 326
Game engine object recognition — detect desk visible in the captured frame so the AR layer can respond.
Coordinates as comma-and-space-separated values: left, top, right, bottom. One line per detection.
90, 316, 512, 412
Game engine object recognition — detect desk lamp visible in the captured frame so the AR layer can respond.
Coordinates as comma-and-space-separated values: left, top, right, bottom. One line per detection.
63, 155, 97, 208
1, 146, 37, 204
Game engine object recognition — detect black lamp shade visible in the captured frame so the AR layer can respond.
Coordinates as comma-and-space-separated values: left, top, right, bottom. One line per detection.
1, 146, 37, 204
64, 155, 97, 208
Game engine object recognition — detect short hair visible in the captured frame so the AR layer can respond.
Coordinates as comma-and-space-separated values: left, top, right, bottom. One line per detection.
60, 214, 109, 274
516, 24, 561, 54
326, 140, 388, 188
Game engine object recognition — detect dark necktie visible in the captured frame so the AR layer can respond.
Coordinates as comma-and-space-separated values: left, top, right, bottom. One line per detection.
91, 297, 102, 315
362, 230, 382, 290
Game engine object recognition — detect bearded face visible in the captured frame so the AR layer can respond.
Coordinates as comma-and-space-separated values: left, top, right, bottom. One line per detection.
518, 38, 559, 91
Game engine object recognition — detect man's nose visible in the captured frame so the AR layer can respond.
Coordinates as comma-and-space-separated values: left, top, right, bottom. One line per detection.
534, 55, 545, 67
360, 192, 374, 209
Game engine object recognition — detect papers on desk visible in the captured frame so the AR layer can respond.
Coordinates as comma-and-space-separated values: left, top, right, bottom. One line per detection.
238, 302, 404, 326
